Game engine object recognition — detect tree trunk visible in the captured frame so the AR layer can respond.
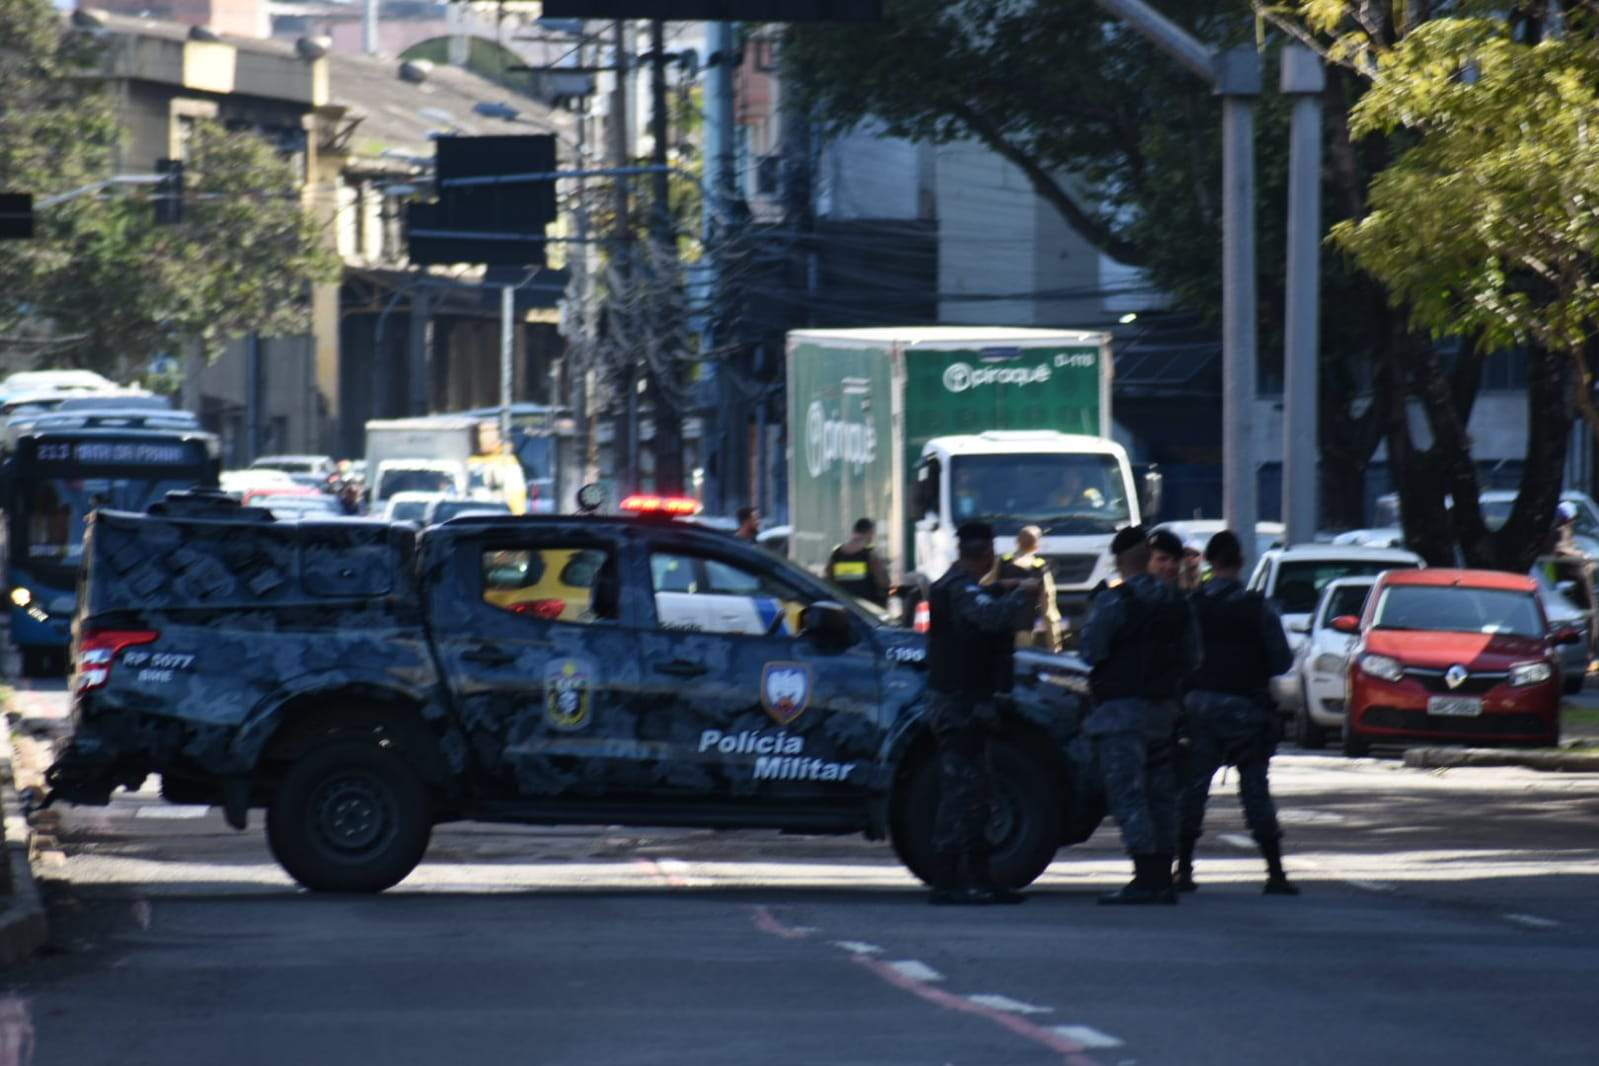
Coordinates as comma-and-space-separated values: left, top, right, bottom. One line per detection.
1494, 344, 1571, 573
1384, 331, 1455, 566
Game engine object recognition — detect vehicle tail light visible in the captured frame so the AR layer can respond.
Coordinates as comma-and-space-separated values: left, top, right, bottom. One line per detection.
913, 599, 931, 634
619, 494, 702, 517
75, 629, 159, 693
510, 599, 566, 621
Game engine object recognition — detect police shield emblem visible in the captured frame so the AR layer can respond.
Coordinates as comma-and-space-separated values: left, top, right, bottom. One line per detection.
761, 663, 813, 725
545, 658, 594, 731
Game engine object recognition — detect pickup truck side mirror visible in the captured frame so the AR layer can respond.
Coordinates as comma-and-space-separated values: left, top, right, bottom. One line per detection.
800, 601, 855, 647
1553, 626, 1584, 647
1330, 615, 1361, 635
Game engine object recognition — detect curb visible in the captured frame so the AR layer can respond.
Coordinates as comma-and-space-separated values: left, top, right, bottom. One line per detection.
1403, 747, 1599, 772
0, 743, 48, 967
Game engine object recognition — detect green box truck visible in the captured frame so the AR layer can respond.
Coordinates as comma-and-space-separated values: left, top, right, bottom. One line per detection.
786, 327, 1154, 637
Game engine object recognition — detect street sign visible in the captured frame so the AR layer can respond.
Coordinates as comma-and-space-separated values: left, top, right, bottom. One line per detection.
405, 135, 558, 267
538, 1, 882, 20
0, 193, 34, 240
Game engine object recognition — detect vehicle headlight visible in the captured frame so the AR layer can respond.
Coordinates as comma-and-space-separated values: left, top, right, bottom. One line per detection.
1509, 661, 1554, 688
9, 587, 31, 607
1358, 653, 1405, 683
1313, 652, 1348, 675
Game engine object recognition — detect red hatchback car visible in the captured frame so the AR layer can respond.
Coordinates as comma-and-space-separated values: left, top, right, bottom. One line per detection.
1333, 569, 1583, 756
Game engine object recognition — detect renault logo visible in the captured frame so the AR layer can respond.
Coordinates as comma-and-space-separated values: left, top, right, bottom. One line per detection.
1445, 665, 1469, 690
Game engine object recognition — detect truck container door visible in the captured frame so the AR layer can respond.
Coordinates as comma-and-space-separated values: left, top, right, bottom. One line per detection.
432, 528, 643, 801
633, 532, 885, 806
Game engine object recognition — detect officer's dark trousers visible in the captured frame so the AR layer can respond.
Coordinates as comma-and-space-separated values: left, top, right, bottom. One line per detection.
927, 692, 994, 859
1087, 698, 1178, 857
1178, 690, 1282, 845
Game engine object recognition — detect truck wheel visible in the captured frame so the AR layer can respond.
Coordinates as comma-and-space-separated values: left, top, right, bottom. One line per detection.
267, 741, 432, 893
890, 737, 1062, 891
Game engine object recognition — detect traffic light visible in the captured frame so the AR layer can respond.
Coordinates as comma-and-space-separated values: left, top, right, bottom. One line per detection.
154, 158, 184, 225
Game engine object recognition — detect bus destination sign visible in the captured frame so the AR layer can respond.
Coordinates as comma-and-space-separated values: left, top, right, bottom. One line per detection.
36, 440, 195, 466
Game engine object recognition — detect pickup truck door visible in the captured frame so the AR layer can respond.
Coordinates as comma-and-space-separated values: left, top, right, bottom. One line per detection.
432, 527, 643, 801
631, 532, 885, 806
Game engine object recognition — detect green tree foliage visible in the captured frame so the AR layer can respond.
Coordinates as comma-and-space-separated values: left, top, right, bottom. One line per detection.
0, 0, 338, 377
1264, 0, 1585, 568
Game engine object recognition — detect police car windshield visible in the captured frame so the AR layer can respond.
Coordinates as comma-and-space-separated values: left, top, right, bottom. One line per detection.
949, 454, 1128, 535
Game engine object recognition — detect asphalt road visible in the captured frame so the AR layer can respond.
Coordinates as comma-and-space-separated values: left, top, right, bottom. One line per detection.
5, 683, 1599, 1066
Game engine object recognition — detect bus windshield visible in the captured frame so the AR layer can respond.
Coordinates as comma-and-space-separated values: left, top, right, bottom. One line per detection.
25, 476, 199, 565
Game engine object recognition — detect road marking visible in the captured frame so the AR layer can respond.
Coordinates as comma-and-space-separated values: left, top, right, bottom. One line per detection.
1345, 879, 1397, 893
134, 805, 212, 819
853, 957, 1103, 1066
1218, 833, 1254, 850
833, 941, 883, 955
0, 995, 35, 1066
1504, 913, 1560, 929
967, 994, 1053, 1015
131, 898, 152, 930
1052, 1026, 1124, 1050
885, 960, 943, 983
749, 905, 814, 940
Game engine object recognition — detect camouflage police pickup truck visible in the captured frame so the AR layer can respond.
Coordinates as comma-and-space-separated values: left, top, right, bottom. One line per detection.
46, 491, 1104, 893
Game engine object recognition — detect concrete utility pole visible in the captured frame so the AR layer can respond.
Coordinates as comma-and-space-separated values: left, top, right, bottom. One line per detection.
1094, 0, 1260, 565
1281, 45, 1325, 547
608, 20, 637, 492
648, 19, 682, 493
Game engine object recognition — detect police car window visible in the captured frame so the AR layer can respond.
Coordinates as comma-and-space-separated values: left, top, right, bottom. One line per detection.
649, 551, 811, 637
481, 546, 619, 625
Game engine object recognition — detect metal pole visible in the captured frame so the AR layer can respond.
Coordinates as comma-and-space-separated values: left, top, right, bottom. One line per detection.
703, 18, 735, 515
610, 20, 635, 491
1282, 46, 1324, 547
1217, 46, 1261, 570
363, 0, 378, 56
501, 285, 514, 449
245, 331, 262, 464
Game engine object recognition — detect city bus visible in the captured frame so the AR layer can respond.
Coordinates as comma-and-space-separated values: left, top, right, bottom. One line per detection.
0, 411, 221, 674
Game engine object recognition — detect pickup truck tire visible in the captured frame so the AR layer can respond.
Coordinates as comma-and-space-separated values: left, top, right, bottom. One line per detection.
267, 741, 432, 893
890, 737, 1062, 891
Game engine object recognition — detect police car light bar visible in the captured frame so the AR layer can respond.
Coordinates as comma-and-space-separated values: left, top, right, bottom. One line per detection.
619, 494, 702, 517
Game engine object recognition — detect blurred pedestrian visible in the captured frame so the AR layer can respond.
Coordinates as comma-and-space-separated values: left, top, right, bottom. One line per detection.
827, 517, 890, 606
1177, 529, 1298, 896
925, 520, 1039, 905
735, 506, 760, 542
986, 525, 1061, 651
1079, 526, 1198, 905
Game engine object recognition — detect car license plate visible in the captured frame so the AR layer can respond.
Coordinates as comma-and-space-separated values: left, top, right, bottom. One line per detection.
1427, 695, 1482, 717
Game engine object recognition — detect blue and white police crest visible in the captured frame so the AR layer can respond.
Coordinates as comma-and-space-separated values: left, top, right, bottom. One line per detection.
761, 662, 813, 725
544, 657, 595, 732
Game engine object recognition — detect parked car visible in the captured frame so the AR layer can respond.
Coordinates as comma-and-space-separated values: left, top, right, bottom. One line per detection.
1249, 545, 1425, 713
1291, 577, 1376, 749
219, 469, 295, 499
1531, 559, 1592, 694
1331, 528, 1407, 549
383, 491, 451, 524
1157, 519, 1286, 564
1372, 490, 1599, 559
1335, 569, 1583, 756
251, 454, 336, 490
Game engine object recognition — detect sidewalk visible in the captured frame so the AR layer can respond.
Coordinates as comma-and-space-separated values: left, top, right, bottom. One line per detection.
0, 701, 48, 966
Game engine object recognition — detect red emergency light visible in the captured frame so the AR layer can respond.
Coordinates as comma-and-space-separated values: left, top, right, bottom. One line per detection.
619, 494, 702, 517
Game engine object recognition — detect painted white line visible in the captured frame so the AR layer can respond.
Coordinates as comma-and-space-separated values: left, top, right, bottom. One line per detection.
1504, 913, 1560, 929
655, 858, 692, 877
885, 960, 943, 983
1345, 879, 1396, 893
1052, 1025, 1123, 1050
1218, 833, 1254, 850
833, 941, 884, 955
967, 994, 1053, 1015
134, 805, 212, 819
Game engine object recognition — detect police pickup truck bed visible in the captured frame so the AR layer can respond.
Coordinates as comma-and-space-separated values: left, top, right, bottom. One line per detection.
47, 493, 1104, 893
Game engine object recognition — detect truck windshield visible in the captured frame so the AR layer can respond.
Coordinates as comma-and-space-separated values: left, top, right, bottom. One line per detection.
948, 454, 1130, 535
379, 468, 456, 498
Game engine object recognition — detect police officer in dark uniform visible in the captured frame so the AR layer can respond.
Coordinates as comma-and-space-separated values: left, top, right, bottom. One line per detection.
925, 521, 1040, 905
1079, 526, 1199, 905
826, 517, 889, 606
1177, 529, 1298, 895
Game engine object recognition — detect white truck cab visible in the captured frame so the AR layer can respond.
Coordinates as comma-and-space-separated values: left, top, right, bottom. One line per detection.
910, 431, 1154, 638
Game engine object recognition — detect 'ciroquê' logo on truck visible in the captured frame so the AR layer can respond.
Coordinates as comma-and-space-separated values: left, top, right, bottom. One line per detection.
941, 361, 1053, 393
805, 400, 878, 478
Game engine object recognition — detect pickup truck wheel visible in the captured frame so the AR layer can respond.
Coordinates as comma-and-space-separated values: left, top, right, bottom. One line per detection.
890, 737, 1062, 891
267, 742, 431, 893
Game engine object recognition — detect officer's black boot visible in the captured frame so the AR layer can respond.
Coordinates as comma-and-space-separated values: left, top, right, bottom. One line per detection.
1174, 840, 1198, 893
1256, 834, 1299, 896
1098, 855, 1168, 905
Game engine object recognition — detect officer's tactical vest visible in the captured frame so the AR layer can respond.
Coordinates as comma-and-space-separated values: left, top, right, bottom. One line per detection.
996, 552, 1047, 581
1089, 586, 1189, 701
829, 544, 883, 604
1187, 588, 1272, 695
928, 570, 1014, 697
